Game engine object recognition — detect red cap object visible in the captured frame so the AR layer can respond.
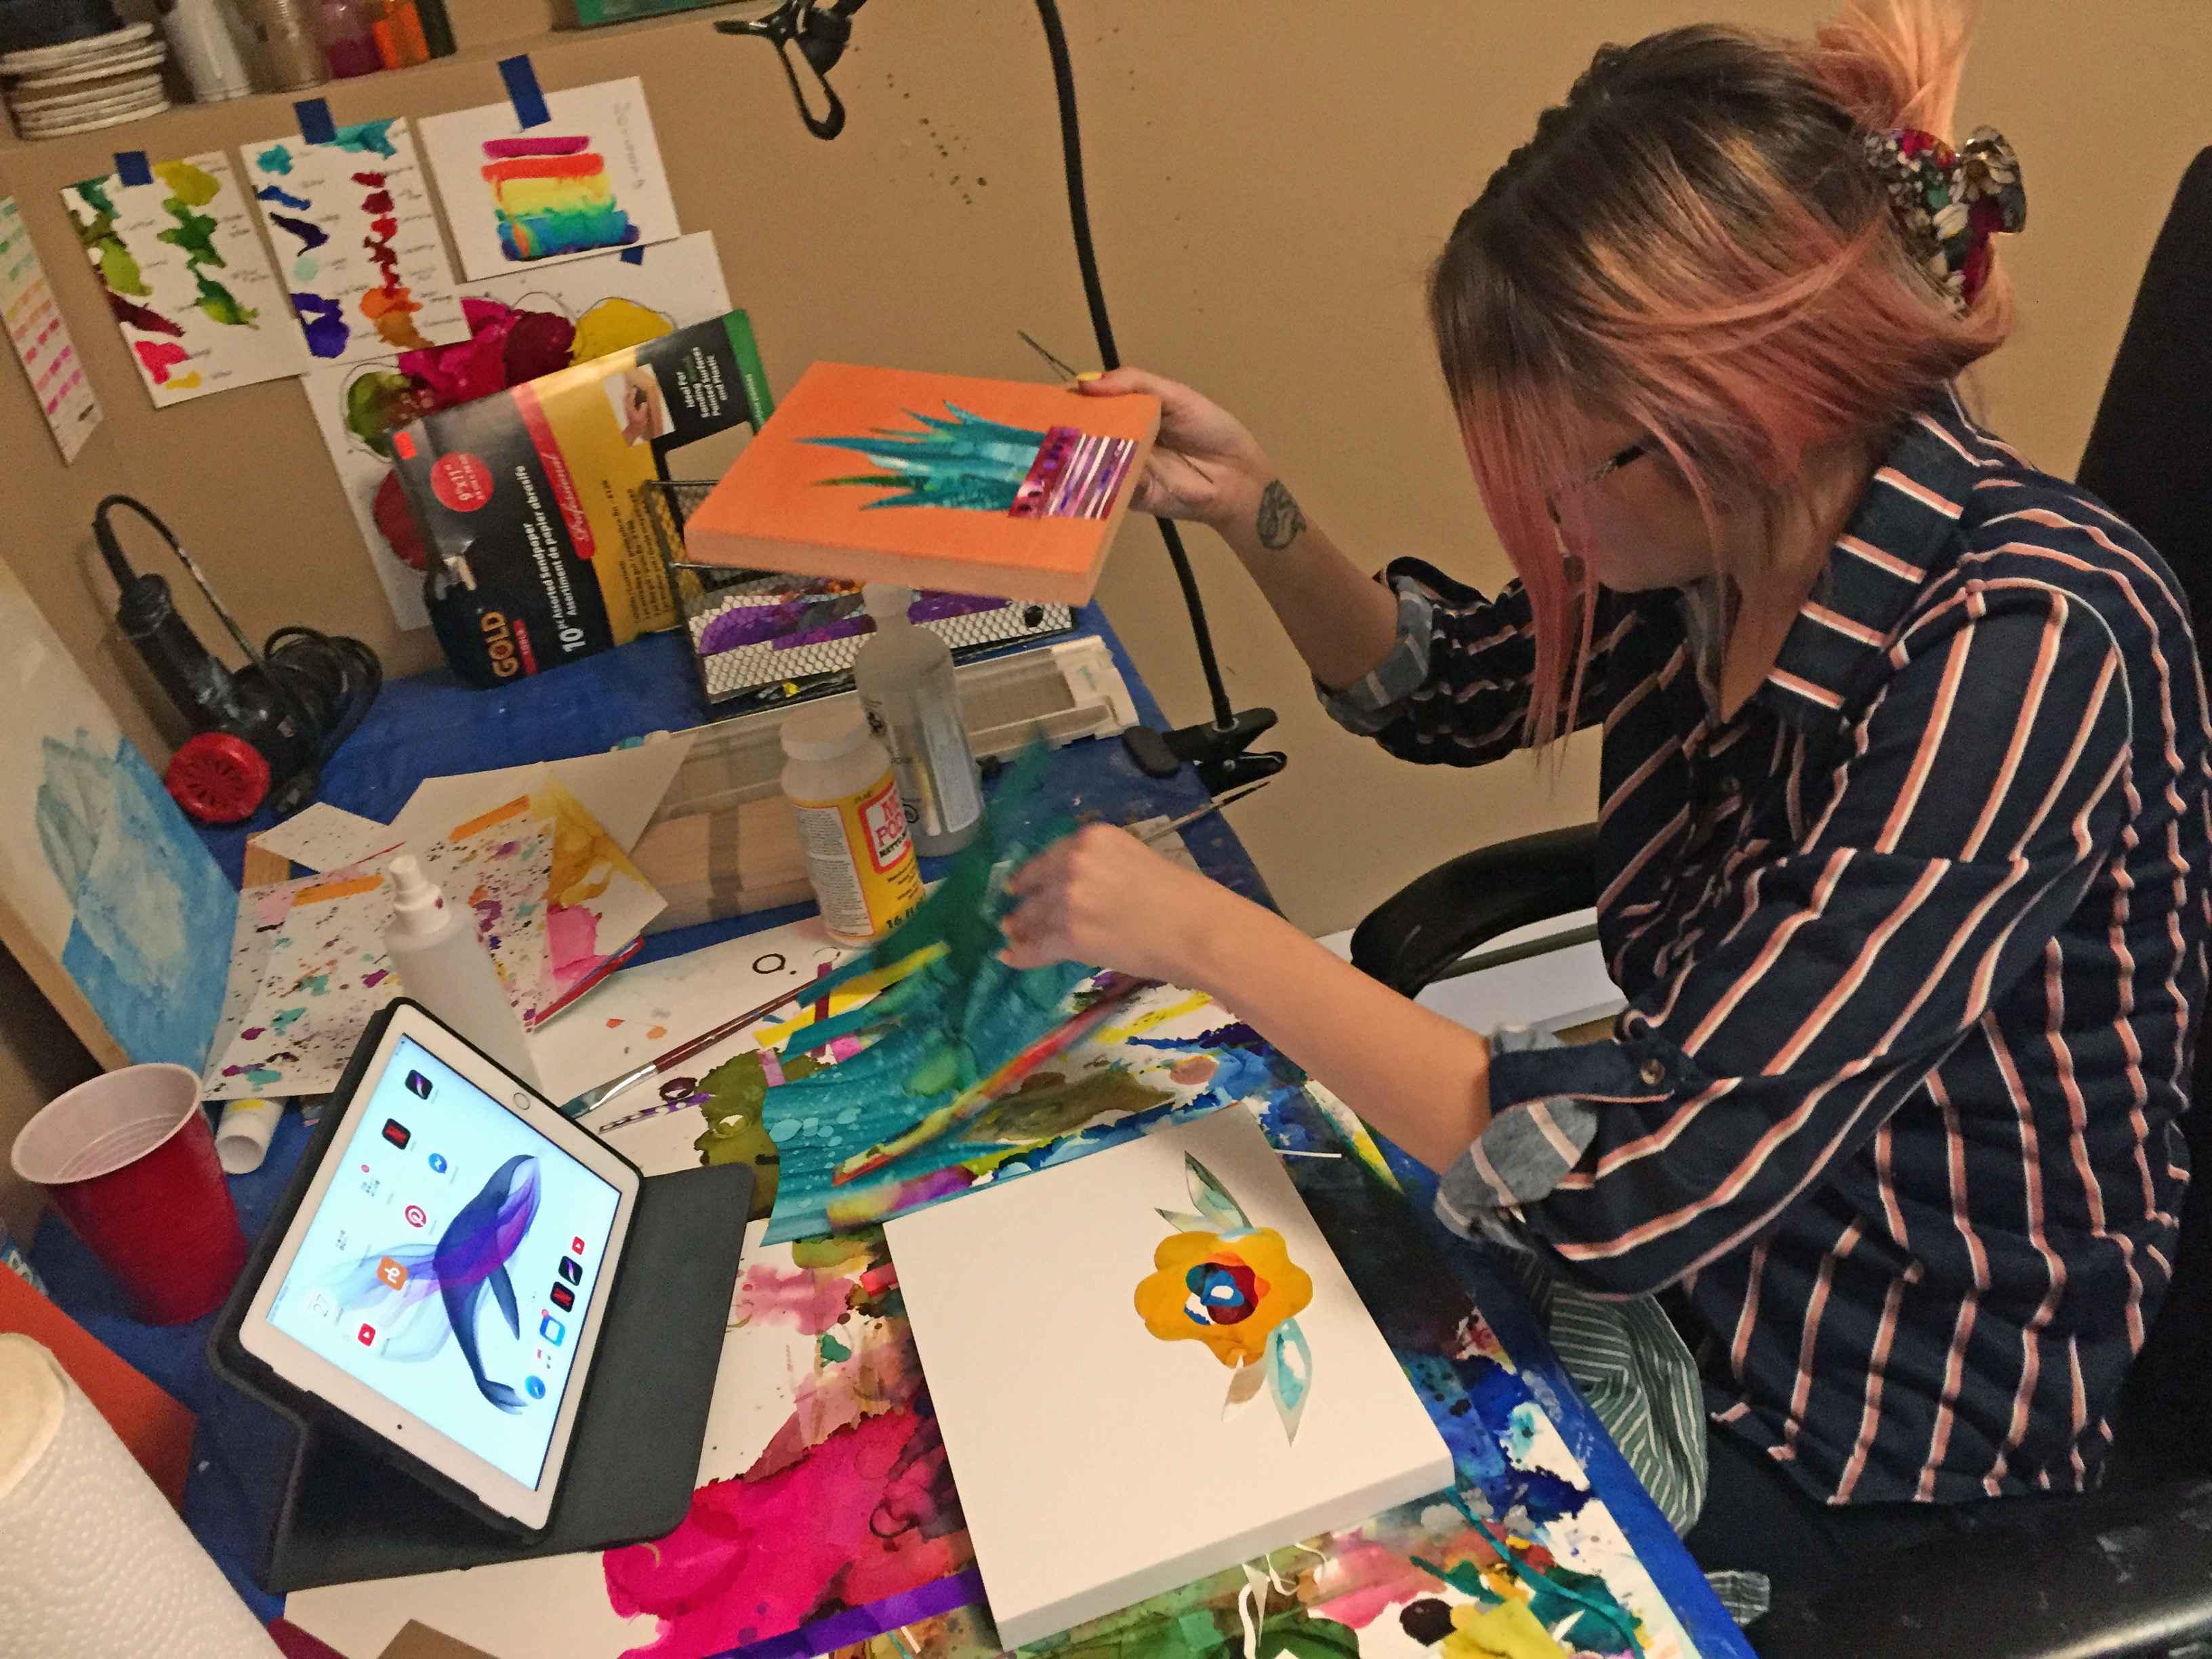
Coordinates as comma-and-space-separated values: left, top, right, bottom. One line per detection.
165, 731, 270, 823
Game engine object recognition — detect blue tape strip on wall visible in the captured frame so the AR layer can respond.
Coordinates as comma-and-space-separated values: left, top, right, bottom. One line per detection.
115, 150, 152, 187
499, 54, 551, 129
295, 98, 336, 144
621, 247, 644, 264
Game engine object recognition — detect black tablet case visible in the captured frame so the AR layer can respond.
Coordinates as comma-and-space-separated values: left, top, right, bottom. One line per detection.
207, 999, 754, 1593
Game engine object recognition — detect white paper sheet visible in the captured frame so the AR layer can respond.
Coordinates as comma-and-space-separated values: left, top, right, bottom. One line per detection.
242, 117, 468, 367
415, 77, 681, 283
0, 194, 101, 461
387, 736, 694, 857
60, 153, 310, 406
251, 802, 403, 874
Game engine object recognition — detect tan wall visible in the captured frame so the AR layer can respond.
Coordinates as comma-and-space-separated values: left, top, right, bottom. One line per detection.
0, 1, 2204, 991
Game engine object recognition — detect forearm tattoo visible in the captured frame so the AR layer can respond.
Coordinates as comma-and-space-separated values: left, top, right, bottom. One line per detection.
1254, 479, 1307, 551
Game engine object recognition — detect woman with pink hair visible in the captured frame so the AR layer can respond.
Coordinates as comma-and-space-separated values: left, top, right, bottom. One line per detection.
1002, 0, 2210, 1605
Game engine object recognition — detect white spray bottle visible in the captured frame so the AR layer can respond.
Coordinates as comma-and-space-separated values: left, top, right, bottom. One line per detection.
853, 583, 983, 856
382, 855, 541, 1088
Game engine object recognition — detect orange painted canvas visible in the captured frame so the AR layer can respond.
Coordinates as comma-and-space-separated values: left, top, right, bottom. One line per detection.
682, 363, 1160, 606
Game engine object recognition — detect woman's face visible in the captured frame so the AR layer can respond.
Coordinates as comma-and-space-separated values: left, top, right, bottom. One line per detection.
1563, 420, 1725, 592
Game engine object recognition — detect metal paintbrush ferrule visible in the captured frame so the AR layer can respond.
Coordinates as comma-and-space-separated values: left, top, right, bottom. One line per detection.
560, 1061, 657, 1120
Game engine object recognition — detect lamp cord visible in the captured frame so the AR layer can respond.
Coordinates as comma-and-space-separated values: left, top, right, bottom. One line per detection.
1032, 0, 1236, 731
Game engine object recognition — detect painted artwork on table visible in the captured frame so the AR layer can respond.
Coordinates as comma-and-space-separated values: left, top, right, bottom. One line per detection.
417, 77, 681, 283
416, 770, 665, 1029
304, 231, 730, 630
0, 562, 234, 1073
886, 1107, 1454, 1651
243, 117, 469, 367
1136, 1153, 1315, 1444
279, 1222, 983, 1659
59, 152, 310, 406
683, 364, 1161, 606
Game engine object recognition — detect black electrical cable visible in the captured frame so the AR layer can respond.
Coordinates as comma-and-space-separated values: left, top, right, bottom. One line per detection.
1032, 0, 1237, 732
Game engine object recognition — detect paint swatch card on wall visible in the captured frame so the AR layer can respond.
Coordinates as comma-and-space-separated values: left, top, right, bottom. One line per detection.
415, 76, 681, 283
59, 152, 311, 406
684, 363, 1160, 605
243, 116, 469, 367
886, 1107, 1455, 1650
0, 194, 102, 462
305, 230, 731, 630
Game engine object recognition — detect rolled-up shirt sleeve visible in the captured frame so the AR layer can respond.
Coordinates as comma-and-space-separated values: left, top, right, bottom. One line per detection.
1436, 585, 2135, 1296
1318, 558, 1639, 766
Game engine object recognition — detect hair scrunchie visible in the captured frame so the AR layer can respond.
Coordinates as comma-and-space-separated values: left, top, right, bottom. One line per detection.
1864, 125, 2027, 311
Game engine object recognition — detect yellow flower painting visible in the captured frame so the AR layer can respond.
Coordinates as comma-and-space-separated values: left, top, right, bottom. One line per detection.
1133, 1152, 1315, 1441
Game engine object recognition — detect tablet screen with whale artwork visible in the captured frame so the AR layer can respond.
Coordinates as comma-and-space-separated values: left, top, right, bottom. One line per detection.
239, 1003, 639, 1530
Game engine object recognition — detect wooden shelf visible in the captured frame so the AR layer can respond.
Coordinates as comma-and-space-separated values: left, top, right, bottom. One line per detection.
0, 0, 775, 155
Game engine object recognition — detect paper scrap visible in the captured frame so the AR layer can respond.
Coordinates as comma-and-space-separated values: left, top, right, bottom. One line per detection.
243, 117, 469, 367
251, 802, 405, 874
378, 1621, 501, 1659
388, 735, 693, 857
0, 195, 100, 461
415, 77, 681, 283
302, 230, 731, 630
60, 153, 312, 407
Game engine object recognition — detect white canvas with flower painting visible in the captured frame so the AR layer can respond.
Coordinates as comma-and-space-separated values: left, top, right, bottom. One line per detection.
884, 1105, 1454, 1650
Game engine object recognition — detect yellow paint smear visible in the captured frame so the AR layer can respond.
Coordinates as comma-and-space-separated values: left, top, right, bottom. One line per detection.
752, 944, 947, 1048
1093, 989, 1212, 1045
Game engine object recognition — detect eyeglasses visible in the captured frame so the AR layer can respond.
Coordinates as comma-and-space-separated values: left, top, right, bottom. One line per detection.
1583, 438, 1653, 485
1547, 438, 1654, 525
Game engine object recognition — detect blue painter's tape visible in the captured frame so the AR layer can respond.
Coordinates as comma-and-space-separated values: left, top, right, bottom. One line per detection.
620, 245, 644, 264
499, 54, 550, 129
115, 150, 152, 186
295, 98, 335, 144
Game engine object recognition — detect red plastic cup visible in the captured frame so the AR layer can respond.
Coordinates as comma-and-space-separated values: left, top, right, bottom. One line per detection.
10, 1063, 249, 1325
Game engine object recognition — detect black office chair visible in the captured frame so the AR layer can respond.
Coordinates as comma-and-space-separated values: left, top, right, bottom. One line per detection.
1351, 148, 2212, 1659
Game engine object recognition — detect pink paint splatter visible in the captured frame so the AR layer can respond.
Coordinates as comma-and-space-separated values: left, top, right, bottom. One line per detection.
602, 1409, 970, 1659
547, 900, 603, 991
362, 969, 390, 988
1307, 1536, 1444, 1628
735, 1265, 854, 1336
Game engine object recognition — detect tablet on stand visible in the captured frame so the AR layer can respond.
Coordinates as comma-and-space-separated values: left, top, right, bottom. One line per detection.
208, 999, 753, 1593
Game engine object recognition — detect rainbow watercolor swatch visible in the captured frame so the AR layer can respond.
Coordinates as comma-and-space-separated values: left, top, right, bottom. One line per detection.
480, 136, 639, 263
418, 76, 682, 282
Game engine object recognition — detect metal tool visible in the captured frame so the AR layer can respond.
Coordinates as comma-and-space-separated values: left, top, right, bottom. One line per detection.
1134, 779, 1272, 845
558, 970, 827, 1120
1017, 330, 1213, 484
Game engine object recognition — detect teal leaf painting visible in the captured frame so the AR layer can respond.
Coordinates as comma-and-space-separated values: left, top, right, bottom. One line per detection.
800, 403, 1047, 512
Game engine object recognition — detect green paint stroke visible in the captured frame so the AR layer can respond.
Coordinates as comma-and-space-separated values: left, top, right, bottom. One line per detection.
693, 1046, 821, 1220
66, 184, 150, 298
158, 203, 225, 270
330, 118, 399, 157
152, 159, 221, 207
192, 270, 257, 327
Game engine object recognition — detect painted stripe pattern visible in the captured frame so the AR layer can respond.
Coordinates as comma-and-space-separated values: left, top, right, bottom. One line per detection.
1328, 392, 2211, 1503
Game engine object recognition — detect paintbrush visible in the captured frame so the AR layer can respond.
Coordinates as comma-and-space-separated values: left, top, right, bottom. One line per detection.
1017, 331, 1215, 486
557, 972, 825, 1119
1134, 779, 1272, 845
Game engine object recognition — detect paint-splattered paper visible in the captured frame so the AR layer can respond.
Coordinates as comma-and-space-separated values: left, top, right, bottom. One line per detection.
251, 801, 404, 874
203, 867, 399, 1099
0, 560, 234, 1071
0, 194, 102, 462
416, 77, 680, 283
415, 769, 664, 1029
243, 117, 468, 367
304, 230, 729, 630
60, 152, 310, 406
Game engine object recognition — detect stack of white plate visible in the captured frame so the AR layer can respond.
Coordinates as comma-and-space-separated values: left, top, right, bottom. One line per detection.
3, 22, 167, 138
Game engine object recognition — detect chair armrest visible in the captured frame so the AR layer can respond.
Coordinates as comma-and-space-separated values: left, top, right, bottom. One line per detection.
1753, 1479, 2212, 1659
1349, 823, 1599, 996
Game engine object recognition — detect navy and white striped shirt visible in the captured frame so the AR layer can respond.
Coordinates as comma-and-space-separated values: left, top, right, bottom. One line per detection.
1328, 393, 2211, 1503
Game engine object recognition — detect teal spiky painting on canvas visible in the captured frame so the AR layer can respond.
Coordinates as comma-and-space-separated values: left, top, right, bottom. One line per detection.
683, 363, 1160, 605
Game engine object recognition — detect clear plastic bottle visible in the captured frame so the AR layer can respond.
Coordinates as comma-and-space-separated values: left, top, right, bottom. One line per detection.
779, 700, 925, 947
382, 855, 541, 1088
853, 583, 983, 857
319, 0, 378, 78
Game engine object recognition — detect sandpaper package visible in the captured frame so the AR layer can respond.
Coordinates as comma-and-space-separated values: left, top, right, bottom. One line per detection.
392, 311, 771, 687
